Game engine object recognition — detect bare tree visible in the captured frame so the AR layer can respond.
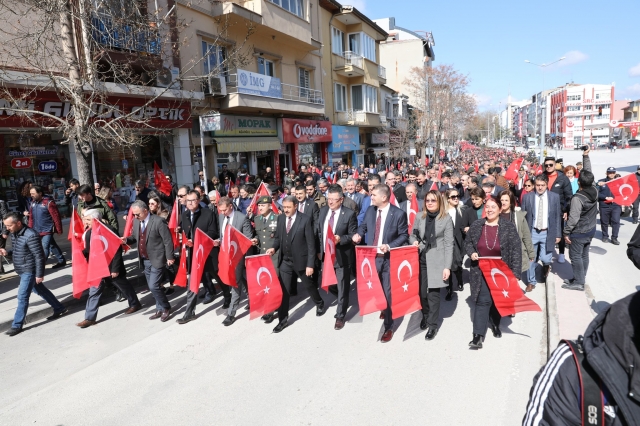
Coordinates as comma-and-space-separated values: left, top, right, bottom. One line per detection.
0, 0, 254, 184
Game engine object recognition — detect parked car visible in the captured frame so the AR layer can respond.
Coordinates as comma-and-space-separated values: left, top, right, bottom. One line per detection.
629, 139, 640, 146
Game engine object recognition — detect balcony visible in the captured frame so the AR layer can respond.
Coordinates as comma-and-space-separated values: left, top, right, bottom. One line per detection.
390, 117, 408, 131
336, 109, 383, 127
90, 13, 160, 55
378, 65, 387, 82
334, 51, 365, 78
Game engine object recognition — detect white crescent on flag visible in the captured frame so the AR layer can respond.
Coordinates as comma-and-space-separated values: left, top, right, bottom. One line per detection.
229, 241, 238, 259
619, 184, 633, 201
490, 267, 511, 298
196, 245, 204, 269
98, 236, 109, 253
361, 257, 372, 279
256, 266, 272, 287
397, 260, 413, 281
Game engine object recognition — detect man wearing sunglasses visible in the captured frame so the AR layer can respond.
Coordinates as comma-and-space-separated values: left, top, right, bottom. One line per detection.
194, 171, 213, 193
597, 167, 623, 245
543, 157, 573, 263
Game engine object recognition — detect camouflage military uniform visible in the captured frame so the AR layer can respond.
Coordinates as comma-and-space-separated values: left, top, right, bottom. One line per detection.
253, 211, 280, 272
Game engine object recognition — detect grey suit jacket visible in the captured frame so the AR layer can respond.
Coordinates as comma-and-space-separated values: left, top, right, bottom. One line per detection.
126, 214, 174, 269
218, 211, 254, 240
409, 213, 454, 289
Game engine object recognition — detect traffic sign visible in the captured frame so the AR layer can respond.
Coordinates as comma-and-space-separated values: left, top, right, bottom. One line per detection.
11, 157, 32, 169
38, 160, 57, 172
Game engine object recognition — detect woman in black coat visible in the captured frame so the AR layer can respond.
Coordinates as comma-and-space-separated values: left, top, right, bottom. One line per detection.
444, 188, 466, 300
460, 186, 486, 235
464, 195, 522, 349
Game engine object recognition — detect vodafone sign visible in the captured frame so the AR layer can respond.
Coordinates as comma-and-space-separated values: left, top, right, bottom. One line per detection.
282, 118, 332, 143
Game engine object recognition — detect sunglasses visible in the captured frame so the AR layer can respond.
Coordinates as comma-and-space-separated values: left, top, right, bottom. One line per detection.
524, 184, 533, 188
177, 194, 185, 198
544, 164, 555, 168
448, 195, 459, 199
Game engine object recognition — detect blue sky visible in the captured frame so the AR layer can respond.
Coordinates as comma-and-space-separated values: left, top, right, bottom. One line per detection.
353, 0, 640, 111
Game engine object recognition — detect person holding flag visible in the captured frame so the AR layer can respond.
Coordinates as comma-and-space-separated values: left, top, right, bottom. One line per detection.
464, 195, 522, 349
352, 184, 409, 343
176, 190, 220, 324
399, 183, 422, 231
316, 185, 357, 330
597, 166, 624, 245
409, 190, 453, 340
386, 171, 407, 204
76, 210, 141, 328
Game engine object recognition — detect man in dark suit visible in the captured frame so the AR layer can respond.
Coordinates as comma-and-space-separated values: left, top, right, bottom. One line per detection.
123, 200, 175, 322
386, 171, 407, 203
77, 209, 141, 328
294, 184, 319, 227
217, 196, 254, 326
316, 185, 357, 330
344, 178, 364, 211
218, 164, 235, 185
195, 170, 214, 192
522, 174, 562, 292
399, 183, 424, 222
266, 196, 325, 333
177, 190, 220, 324
352, 184, 409, 343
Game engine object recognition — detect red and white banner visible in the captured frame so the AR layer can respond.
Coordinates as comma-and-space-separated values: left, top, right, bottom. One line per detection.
87, 219, 121, 283
504, 158, 524, 182
321, 226, 338, 291
218, 225, 253, 287
282, 118, 332, 143
605, 173, 640, 206
478, 258, 541, 316
167, 199, 180, 248
245, 254, 283, 320
173, 232, 188, 288
355, 247, 388, 316
123, 208, 135, 238
189, 228, 215, 294
153, 162, 173, 196
67, 208, 84, 242
389, 246, 421, 319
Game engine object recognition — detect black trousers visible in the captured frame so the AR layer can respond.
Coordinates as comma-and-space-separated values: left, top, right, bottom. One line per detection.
600, 204, 622, 239
419, 263, 441, 328
473, 276, 501, 336
447, 269, 463, 291
333, 264, 351, 319
277, 258, 323, 322
183, 269, 218, 318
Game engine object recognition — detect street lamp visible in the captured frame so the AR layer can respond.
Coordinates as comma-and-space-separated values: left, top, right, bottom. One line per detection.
524, 56, 565, 163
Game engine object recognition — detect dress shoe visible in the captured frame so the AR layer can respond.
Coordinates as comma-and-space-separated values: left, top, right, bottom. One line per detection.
125, 305, 142, 315
51, 262, 66, 269
469, 334, 483, 349
612, 238, 620, 246
222, 315, 236, 326
6, 327, 22, 336
490, 324, 502, 338
149, 311, 162, 320
562, 281, 585, 291
176, 316, 197, 324
165, 286, 175, 296
602, 237, 610, 243
203, 294, 216, 305
445, 289, 453, 301
334, 318, 345, 330
457, 284, 464, 291
160, 309, 172, 322
262, 313, 276, 324
526, 284, 535, 292
557, 254, 565, 263
381, 329, 394, 343
273, 318, 288, 333
425, 327, 438, 340
542, 265, 551, 280
420, 316, 428, 331
46, 309, 68, 321
316, 303, 326, 316
634, 219, 638, 225
222, 302, 230, 309
76, 319, 97, 328
379, 311, 385, 320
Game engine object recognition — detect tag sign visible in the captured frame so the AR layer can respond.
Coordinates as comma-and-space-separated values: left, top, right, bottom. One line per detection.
38, 160, 57, 172
11, 157, 32, 169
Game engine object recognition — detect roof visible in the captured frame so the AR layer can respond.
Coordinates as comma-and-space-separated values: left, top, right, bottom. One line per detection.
319, 0, 388, 38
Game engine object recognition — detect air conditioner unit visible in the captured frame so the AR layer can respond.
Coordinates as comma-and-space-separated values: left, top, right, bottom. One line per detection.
156, 67, 180, 89
205, 75, 227, 97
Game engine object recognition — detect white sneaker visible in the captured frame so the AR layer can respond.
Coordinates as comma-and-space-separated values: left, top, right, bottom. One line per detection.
558, 254, 565, 264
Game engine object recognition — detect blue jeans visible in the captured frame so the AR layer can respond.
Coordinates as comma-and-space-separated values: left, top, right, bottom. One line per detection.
40, 234, 65, 264
527, 229, 553, 285
12, 272, 65, 329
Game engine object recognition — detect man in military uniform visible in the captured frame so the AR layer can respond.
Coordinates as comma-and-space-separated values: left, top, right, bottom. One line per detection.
250, 196, 280, 323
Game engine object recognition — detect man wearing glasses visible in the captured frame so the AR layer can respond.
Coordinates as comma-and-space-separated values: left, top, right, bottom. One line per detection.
543, 157, 573, 263
194, 171, 213, 193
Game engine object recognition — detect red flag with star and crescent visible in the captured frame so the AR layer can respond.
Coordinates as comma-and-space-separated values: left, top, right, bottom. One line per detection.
153, 162, 173, 196
167, 199, 180, 248
355, 246, 388, 316
389, 246, 421, 319
389, 188, 400, 207
478, 258, 541, 316
189, 228, 215, 294
218, 224, 253, 287
605, 173, 639, 206
247, 182, 280, 214
67, 208, 84, 241
353, 169, 359, 179
87, 219, 121, 283
71, 225, 101, 298
123, 208, 135, 238
504, 158, 524, 181
173, 232, 189, 287
408, 195, 419, 231
321, 226, 338, 292
245, 254, 283, 320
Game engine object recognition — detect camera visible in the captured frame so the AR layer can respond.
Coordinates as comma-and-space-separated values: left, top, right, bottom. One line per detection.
580, 145, 589, 151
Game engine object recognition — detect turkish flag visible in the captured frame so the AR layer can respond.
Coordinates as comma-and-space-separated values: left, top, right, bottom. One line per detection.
333, 173, 338, 184
605, 173, 640, 206
474, 158, 479, 173
153, 162, 173, 196
353, 169, 359, 179
71, 231, 91, 298
173, 232, 189, 287
408, 195, 419, 231
478, 258, 541, 316
245, 254, 283, 320
437, 164, 443, 180
389, 246, 421, 319
189, 228, 215, 294
429, 181, 439, 191
67, 208, 84, 241
321, 226, 338, 292
504, 158, 524, 181
535, 165, 543, 175
389, 189, 400, 207
247, 182, 280, 214
123, 208, 134, 238
167, 199, 180, 248
355, 246, 387, 316
87, 219, 121, 283
218, 224, 253, 287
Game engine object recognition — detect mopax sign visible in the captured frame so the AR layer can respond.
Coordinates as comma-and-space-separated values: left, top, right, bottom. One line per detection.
282, 118, 332, 143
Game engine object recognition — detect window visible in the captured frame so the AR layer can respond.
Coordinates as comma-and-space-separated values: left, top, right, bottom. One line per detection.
335, 83, 347, 112
332, 27, 344, 56
348, 32, 376, 61
202, 41, 227, 76
351, 84, 378, 113
574, 136, 583, 144
268, 0, 304, 18
299, 68, 310, 98
583, 105, 592, 110
567, 95, 582, 101
596, 93, 610, 100
567, 106, 581, 111
258, 57, 275, 77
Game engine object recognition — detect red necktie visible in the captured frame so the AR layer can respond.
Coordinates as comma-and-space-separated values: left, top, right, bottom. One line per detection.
372, 210, 382, 246
286, 216, 293, 234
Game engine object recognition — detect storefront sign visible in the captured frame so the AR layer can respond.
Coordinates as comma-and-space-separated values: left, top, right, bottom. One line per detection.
329, 126, 359, 152
38, 160, 57, 172
11, 157, 32, 169
9, 147, 57, 157
202, 114, 277, 137
0, 90, 191, 129
371, 133, 390, 145
282, 118, 332, 143
237, 69, 283, 99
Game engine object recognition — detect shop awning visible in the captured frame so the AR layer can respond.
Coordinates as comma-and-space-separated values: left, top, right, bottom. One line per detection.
215, 137, 280, 153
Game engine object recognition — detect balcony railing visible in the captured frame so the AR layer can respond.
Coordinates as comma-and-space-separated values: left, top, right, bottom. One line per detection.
225, 74, 324, 105
378, 65, 386, 79
390, 117, 408, 131
334, 51, 364, 70
91, 13, 161, 55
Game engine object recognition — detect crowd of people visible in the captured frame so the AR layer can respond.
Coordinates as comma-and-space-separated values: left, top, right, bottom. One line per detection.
1, 144, 636, 352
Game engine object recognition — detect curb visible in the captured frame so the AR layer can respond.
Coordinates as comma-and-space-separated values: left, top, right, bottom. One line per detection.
545, 274, 560, 360
0, 274, 148, 333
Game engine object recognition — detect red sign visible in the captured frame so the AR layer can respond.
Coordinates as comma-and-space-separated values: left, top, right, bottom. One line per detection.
282, 118, 332, 143
0, 90, 191, 129
11, 157, 32, 169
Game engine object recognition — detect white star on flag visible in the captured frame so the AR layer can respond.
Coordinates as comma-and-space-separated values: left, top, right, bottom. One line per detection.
402, 283, 409, 292
264, 286, 270, 294
366, 280, 372, 289
502, 289, 509, 298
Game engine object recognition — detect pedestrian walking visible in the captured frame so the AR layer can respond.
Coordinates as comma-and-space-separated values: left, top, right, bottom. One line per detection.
444, 188, 465, 298
631, 166, 640, 225
598, 167, 623, 245
499, 190, 534, 283
27, 185, 66, 268
1, 212, 67, 336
